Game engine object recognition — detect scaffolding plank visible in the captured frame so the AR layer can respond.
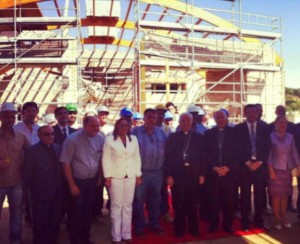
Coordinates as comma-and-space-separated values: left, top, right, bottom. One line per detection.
0, 57, 76, 64
0, 17, 77, 26
139, 20, 281, 40
140, 59, 281, 72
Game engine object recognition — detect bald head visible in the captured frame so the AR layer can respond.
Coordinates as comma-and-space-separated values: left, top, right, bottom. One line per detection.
214, 110, 227, 128
179, 113, 193, 132
83, 116, 100, 137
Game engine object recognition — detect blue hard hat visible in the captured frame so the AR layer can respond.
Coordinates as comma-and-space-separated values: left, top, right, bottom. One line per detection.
119, 107, 133, 117
133, 112, 143, 120
220, 108, 229, 117
164, 111, 174, 120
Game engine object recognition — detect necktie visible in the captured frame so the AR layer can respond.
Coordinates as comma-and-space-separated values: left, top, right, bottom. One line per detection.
250, 124, 256, 158
62, 127, 67, 139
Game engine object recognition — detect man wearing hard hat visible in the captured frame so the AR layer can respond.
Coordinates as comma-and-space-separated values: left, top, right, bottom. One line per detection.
0, 102, 30, 243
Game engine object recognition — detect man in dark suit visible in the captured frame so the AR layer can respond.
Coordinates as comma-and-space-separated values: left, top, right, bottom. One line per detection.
23, 125, 63, 244
53, 106, 77, 146
52, 106, 76, 228
204, 110, 237, 233
268, 105, 295, 135
235, 104, 271, 231
165, 112, 205, 237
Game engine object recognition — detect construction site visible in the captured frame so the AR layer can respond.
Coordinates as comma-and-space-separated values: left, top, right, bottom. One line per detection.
0, 0, 284, 123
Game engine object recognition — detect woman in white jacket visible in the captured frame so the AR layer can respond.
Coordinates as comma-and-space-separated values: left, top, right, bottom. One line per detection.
102, 118, 142, 243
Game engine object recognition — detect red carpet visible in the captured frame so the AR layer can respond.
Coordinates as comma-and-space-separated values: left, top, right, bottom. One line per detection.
132, 218, 265, 244
132, 189, 264, 244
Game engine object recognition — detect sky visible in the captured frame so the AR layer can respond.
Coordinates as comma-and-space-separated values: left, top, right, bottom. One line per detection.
243, 0, 300, 89
199, 0, 300, 88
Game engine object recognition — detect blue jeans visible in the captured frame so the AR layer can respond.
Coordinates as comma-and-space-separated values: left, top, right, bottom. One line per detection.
0, 184, 23, 243
133, 170, 163, 231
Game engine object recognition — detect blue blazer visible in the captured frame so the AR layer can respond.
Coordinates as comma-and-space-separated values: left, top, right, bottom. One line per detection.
23, 142, 62, 202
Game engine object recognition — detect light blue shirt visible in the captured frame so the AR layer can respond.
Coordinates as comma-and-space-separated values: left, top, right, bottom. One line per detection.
132, 125, 167, 171
60, 129, 104, 179
14, 121, 40, 145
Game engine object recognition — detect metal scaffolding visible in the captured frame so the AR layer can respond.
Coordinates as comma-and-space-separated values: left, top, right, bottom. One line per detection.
134, 0, 283, 122
0, 0, 283, 122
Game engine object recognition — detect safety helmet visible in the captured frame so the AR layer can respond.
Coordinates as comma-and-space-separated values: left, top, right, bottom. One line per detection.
119, 107, 133, 117
66, 103, 78, 112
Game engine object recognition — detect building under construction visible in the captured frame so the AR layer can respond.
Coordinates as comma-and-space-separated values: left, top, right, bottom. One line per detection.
0, 0, 284, 122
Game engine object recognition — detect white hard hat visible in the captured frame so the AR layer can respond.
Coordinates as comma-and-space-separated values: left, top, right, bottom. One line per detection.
198, 108, 206, 116
187, 105, 201, 113
97, 105, 109, 114
0, 102, 17, 113
85, 109, 98, 117
44, 113, 56, 124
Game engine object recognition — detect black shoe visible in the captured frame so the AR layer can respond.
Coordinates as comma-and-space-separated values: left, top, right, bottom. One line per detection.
223, 226, 232, 233
208, 227, 217, 233
256, 223, 270, 232
261, 224, 270, 232
242, 225, 249, 232
190, 231, 200, 237
135, 230, 144, 238
152, 226, 165, 235
123, 239, 133, 243
174, 232, 184, 238
288, 205, 298, 213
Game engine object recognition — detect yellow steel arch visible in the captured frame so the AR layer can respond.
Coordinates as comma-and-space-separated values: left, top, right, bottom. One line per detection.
140, 0, 282, 64
0, 0, 43, 8
140, 0, 259, 43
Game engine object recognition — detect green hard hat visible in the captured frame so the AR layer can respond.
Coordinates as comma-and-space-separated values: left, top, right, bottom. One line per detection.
66, 103, 78, 112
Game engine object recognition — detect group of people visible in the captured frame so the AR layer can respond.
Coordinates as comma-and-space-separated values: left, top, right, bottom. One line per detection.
1, 101, 300, 244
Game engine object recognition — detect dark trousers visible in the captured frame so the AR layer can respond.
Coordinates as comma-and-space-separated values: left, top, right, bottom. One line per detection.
198, 183, 209, 220
160, 180, 169, 215
69, 176, 97, 243
32, 198, 62, 244
93, 181, 110, 218
172, 175, 199, 235
208, 176, 234, 230
240, 170, 265, 228
22, 185, 32, 223
297, 177, 300, 214
61, 179, 71, 224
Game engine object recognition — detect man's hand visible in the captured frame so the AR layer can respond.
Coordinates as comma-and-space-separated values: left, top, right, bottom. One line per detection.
105, 178, 112, 188
246, 161, 261, 171
167, 176, 174, 187
136, 176, 142, 186
269, 166, 276, 180
70, 184, 80, 196
0, 159, 10, 170
199, 176, 205, 185
218, 166, 230, 176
